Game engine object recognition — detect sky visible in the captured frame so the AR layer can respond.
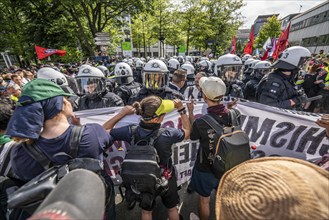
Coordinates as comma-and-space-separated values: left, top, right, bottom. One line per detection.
239, 0, 327, 28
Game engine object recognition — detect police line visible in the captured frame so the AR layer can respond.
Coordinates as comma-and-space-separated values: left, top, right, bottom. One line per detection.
79, 99, 327, 185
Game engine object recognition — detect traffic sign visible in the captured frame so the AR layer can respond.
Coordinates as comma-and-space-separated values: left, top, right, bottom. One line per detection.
94, 37, 111, 41
95, 32, 110, 37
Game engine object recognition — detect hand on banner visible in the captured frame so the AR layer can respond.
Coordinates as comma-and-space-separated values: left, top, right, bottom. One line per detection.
173, 99, 184, 111
227, 98, 238, 109
70, 114, 81, 126
119, 105, 135, 116
186, 99, 195, 113
316, 114, 329, 138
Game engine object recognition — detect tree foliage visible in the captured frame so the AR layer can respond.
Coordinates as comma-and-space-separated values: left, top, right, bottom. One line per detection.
254, 15, 282, 48
0, 0, 244, 64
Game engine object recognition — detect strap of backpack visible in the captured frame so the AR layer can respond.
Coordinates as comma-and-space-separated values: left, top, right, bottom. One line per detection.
200, 114, 224, 131
22, 142, 51, 170
228, 109, 239, 126
149, 128, 165, 146
69, 125, 85, 158
129, 125, 138, 145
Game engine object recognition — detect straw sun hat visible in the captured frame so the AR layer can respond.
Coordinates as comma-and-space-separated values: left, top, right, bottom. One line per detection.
216, 157, 329, 220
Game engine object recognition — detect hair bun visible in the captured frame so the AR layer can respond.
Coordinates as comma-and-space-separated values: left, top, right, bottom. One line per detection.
132, 102, 143, 115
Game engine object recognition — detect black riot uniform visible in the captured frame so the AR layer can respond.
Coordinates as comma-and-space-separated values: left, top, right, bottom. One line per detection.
128, 86, 184, 104
257, 69, 297, 109
113, 81, 141, 105
77, 90, 123, 111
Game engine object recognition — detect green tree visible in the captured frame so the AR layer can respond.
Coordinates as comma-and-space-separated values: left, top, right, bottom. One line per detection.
254, 15, 281, 48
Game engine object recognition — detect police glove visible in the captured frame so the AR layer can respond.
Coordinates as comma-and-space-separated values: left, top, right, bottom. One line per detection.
292, 95, 307, 106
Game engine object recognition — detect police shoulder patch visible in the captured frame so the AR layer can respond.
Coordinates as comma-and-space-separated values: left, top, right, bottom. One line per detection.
271, 82, 280, 88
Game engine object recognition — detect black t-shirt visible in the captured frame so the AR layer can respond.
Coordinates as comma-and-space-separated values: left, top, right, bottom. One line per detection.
190, 112, 231, 172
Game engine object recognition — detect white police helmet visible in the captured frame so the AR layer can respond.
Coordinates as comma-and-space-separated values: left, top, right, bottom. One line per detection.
216, 54, 243, 82
97, 65, 110, 77
181, 63, 195, 76
76, 66, 106, 98
272, 46, 311, 70
253, 60, 272, 76
135, 60, 145, 69
168, 58, 180, 72
37, 67, 68, 86
114, 62, 134, 84
143, 59, 169, 90
242, 54, 252, 62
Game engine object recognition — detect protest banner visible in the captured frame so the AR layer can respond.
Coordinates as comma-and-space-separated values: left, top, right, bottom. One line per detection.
79, 99, 327, 185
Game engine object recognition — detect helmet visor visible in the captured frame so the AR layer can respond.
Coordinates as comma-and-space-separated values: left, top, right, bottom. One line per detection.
256, 68, 272, 75
76, 77, 104, 96
143, 72, 168, 90
297, 56, 309, 70
219, 65, 243, 82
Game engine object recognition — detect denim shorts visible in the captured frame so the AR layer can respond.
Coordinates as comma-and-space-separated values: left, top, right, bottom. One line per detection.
189, 167, 219, 197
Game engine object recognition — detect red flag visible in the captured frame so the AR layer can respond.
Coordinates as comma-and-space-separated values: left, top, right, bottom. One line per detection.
230, 36, 236, 54
272, 22, 291, 59
243, 25, 254, 55
35, 45, 66, 60
261, 48, 270, 60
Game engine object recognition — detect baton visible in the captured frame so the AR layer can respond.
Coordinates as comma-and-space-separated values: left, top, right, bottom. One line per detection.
305, 95, 323, 102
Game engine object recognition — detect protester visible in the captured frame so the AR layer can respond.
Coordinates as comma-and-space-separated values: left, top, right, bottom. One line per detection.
216, 157, 329, 220
104, 96, 191, 220
6, 84, 21, 102
186, 76, 242, 220
168, 69, 187, 95
183, 72, 206, 100
5, 79, 128, 219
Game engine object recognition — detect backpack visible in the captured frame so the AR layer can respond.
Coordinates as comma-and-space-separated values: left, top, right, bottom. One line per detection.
6, 125, 93, 212
120, 126, 167, 210
201, 109, 251, 180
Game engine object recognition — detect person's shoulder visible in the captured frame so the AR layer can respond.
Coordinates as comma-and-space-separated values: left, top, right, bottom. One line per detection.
82, 124, 107, 135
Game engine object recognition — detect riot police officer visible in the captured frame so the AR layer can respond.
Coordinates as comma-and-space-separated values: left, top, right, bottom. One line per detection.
242, 58, 255, 84
76, 66, 123, 110
134, 59, 145, 83
113, 62, 141, 105
216, 54, 244, 98
244, 61, 272, 101
181, 62, 195, 92
257, 46, 311, 109
128, 59, 184, 104
168, 58, 180, 81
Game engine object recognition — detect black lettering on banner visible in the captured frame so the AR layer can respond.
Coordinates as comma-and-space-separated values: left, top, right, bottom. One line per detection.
287, 125, 307, 150
296, 127, 322, 154
173, 145, 178, 165
179, 143, 190, 164
306, 130, 327, 155
244, 117, 276, 144
239, 114, 247, 127
270, 122, 295, 148
319, 141, 329, 156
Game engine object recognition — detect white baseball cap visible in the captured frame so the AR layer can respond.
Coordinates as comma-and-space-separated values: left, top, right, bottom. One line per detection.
199, 76, 226, 101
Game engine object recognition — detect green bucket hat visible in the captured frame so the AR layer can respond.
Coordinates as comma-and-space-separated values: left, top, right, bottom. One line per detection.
19, 79, 75, 105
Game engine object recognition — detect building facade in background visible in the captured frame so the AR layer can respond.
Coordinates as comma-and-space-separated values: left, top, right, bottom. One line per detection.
253, 14, 280, 36
289, 1, 329, 54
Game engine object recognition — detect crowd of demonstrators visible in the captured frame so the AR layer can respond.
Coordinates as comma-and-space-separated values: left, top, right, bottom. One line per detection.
0, 47, 328, 220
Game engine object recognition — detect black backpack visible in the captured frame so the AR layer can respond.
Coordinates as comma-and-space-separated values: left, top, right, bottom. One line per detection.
120, 126, 167, 210
201, 109, 251, 180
